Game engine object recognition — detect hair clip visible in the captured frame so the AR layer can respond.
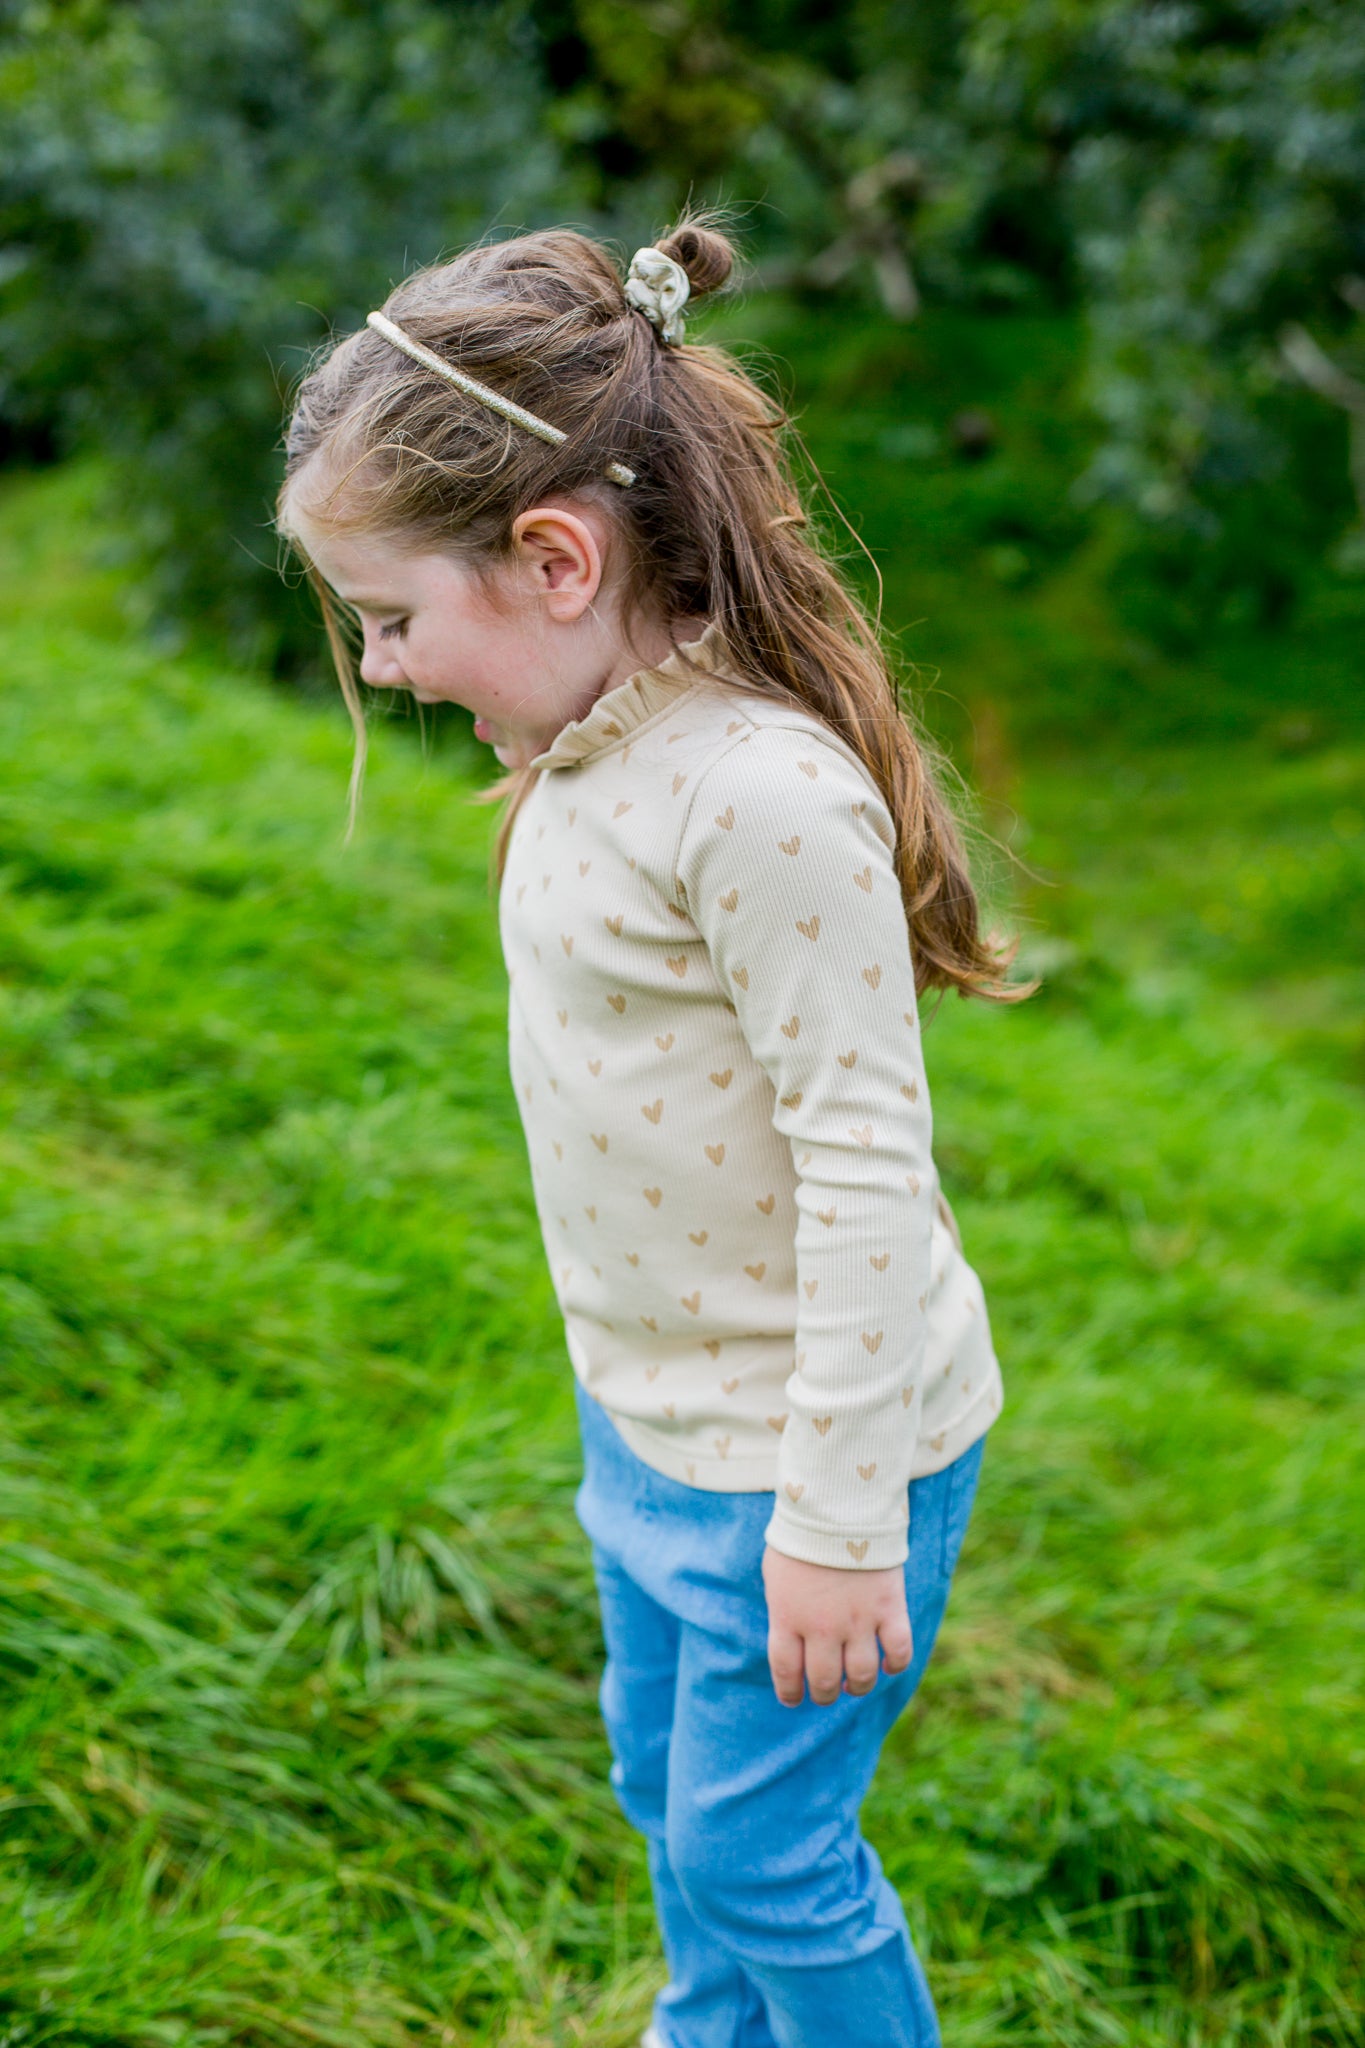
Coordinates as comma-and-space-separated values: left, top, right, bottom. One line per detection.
365, 311, 636, 487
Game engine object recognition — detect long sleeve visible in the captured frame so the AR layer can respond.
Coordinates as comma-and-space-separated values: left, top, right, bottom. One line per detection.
672, 723, 936, 1568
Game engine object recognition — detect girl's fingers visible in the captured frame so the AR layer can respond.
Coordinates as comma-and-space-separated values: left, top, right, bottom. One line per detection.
804, 1639, 844, 1707
767, 1625, 806, 1708
842, 1641, 881, 1695
771, 1631, 914, 1706
879, 1615, 914, 1676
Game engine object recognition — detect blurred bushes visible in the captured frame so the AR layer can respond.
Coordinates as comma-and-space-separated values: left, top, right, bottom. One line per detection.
1041, 0, 1365, 635
1, 0, 1362, 669
0, 0, 574, 666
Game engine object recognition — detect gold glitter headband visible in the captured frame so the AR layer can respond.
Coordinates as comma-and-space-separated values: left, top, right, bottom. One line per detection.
365, 310, 636, 488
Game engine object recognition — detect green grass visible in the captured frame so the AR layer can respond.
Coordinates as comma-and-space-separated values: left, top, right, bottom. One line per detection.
1, 300, 1363, 2047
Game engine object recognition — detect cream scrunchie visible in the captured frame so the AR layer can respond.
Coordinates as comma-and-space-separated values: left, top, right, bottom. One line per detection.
624, 246, 691, 345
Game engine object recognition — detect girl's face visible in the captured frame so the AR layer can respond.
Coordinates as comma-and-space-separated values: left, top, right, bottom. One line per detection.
287, 498, 657, 771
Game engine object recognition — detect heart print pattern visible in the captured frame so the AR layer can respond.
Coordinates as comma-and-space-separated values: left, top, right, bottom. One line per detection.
499, 667, 1003, 1572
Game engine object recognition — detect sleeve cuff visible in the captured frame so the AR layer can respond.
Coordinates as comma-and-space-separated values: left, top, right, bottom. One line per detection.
762, 1504, 909, 1571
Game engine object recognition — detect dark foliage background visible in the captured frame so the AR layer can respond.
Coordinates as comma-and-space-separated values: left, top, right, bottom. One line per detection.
2, 0, 1363, 668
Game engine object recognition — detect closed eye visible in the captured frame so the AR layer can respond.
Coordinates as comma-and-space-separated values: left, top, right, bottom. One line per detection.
378, 618, 409, 641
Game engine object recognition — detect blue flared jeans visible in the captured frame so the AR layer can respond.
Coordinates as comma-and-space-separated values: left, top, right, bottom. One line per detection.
572, 1377, 986, 2048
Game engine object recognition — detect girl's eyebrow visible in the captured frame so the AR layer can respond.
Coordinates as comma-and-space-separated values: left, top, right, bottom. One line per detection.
336, 591, 408, 613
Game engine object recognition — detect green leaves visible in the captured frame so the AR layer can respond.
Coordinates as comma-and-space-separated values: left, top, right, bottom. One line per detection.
0, 0, 573, 668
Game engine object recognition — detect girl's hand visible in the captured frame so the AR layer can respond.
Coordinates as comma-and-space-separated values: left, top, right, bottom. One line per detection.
762, 1545, 913, 1707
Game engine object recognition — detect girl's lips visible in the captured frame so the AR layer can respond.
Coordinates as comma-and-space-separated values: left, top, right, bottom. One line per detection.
473, 718, 492, 741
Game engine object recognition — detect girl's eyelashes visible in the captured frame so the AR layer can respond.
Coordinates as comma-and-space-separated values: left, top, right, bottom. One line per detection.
378, 618, 409, 641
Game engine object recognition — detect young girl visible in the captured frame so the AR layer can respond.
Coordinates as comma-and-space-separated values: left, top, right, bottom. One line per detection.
277, 218, 1016, 2048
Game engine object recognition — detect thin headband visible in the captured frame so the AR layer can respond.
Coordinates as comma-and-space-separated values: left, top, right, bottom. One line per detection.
365, 310, 636, 488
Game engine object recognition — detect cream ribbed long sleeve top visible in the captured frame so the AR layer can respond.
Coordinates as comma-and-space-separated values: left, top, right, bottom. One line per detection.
499, 624, 1002, 1569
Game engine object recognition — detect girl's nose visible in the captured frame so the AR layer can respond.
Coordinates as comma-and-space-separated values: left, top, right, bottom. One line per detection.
359, 628, 405, 689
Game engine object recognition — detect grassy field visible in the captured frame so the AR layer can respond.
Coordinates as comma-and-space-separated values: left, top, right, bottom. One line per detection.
1, 302, 1362, 2047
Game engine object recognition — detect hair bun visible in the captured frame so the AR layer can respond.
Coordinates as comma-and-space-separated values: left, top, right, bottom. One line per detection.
655, 222, 734, 302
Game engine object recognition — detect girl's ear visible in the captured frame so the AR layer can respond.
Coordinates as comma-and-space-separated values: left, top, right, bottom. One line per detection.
510, 506, 604, 621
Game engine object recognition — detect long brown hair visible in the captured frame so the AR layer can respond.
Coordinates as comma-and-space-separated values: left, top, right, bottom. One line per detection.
276, 216, 1022, 1001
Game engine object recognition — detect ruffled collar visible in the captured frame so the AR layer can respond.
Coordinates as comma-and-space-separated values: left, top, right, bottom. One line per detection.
526, 621, 733, 771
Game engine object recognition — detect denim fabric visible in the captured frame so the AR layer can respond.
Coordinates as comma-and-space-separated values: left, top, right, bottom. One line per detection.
572, 1377, 986, 2048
